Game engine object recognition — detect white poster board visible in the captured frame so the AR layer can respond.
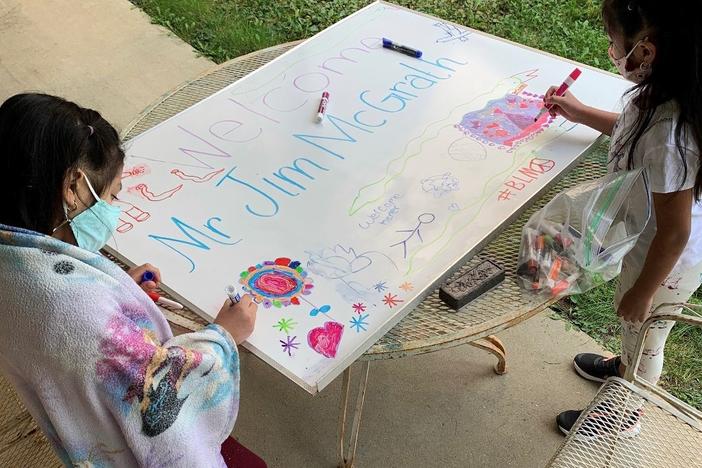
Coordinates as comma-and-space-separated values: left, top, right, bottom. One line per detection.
109, 1, 629, 394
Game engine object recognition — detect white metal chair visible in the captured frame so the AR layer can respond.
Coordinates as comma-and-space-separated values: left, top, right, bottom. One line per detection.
547, 303, 702, 468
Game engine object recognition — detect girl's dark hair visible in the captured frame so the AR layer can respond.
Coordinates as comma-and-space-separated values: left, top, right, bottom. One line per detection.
0, 93, 125, 234
603, 0, 702, 199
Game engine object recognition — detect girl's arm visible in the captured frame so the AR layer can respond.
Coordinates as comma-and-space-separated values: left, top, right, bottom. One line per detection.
544, 89, 619, 136
617, 189, 693, 323
100, 322, 241, 465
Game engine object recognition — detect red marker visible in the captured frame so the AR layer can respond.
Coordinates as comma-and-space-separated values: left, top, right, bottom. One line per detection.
535, 68, 582, 121
147, 290, 183, 309
316, 91, 330, 123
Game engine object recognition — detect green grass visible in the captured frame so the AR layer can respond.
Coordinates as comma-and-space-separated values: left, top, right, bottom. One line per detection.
130, 0, 612, 69
553, 285, 702, 411
129, 0, 701, 410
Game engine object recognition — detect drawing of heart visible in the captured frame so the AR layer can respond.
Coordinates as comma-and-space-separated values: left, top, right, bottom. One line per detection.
307, 321, 344, 358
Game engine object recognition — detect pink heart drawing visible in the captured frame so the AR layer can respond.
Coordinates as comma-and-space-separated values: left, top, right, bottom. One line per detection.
307, 321, 344, 358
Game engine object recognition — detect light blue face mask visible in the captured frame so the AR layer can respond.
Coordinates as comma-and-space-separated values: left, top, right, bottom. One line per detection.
62, 173, 121, 252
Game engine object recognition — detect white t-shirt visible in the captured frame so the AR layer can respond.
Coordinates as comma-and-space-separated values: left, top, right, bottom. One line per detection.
608, 97, 702, 286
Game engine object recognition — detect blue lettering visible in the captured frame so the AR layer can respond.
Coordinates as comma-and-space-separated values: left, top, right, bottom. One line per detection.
216, 166, 279, 218
405, 74, 437, 89
149, 216, 241, 273
293, 114, 372, 159
273, 157, 329, 190
353, 110, 387, 128
418, 56, 468, 72
360, 90, 412, 113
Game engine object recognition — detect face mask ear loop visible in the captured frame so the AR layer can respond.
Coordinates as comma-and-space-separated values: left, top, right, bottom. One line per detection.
81, 171, 102, 203
52, 201, 75, 234
78, 171, 121, 253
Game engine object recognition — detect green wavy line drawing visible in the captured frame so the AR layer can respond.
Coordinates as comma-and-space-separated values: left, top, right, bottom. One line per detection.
348, 73, 530, 216
403, 127, 575, 275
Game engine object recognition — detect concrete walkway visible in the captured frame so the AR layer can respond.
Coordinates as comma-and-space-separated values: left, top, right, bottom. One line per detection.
0, 0, 211, 129
0, 1, 609, 467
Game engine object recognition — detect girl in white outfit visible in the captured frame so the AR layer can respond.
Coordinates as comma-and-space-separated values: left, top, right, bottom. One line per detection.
543, 0, 702, 435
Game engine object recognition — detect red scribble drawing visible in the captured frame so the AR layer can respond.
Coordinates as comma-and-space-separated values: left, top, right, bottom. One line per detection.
122, 164, 150, 179
170, 168, 225, 183
129, 183, 183, 202
115, 200, 151, 222
117, 218, 133, 234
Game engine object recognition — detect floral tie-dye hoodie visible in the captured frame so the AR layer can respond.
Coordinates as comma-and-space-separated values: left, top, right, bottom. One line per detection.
0, 224, 240, 467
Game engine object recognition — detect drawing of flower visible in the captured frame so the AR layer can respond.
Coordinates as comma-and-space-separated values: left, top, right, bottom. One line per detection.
373, 281, 388, 292
280, 336, 300, 357
352, 303, 367, 314
382, 293, 403, 308
239, 257, 313, 308
350, 314, 369, 333
273, 318, 297, 334
399, 282, 414, 292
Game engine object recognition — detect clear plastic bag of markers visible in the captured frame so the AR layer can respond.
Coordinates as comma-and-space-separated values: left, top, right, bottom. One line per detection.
517, 168, 651, 298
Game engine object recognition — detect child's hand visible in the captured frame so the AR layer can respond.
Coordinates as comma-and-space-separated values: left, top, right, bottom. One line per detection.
127, 263, 161, 291
214, 295, 258, 345
617, 289, 654, 323
544, 88, 587, 123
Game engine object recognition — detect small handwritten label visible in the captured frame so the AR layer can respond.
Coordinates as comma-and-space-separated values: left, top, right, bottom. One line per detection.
358, 194, 402, 229
498, 158, 555, 201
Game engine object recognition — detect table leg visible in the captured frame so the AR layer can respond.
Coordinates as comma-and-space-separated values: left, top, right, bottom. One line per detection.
469, 335, 507, 374
337, 361, 370, 468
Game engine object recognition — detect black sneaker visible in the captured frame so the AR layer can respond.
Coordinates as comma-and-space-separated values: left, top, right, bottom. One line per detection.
557, 404, 641, 439
573, 353, 621, 383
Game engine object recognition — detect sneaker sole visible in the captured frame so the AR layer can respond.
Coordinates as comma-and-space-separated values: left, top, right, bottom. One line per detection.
573, 360, 607, 383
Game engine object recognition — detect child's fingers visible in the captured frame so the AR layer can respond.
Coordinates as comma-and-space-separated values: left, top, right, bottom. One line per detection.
141, 263, 161, 283
140, 280, 158, 291
543, 86, 558, 101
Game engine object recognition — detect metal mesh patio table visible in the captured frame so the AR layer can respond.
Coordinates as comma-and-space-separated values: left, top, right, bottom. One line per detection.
117, 40, 613, 467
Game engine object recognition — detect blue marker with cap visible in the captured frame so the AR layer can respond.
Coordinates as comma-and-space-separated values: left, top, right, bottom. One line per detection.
382, 38, 422, 58
141, 271, 156, 284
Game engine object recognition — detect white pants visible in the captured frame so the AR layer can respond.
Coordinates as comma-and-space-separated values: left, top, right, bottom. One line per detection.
615, 258, 702, 384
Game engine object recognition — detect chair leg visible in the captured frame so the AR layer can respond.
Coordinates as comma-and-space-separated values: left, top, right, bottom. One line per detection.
337, 361, 371, 468
469, 335, 507, 374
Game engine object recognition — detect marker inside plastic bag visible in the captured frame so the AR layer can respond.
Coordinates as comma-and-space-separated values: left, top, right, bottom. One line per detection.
316, 91, 329, 123
382, 38, 422, 58
226, 285, 241, 305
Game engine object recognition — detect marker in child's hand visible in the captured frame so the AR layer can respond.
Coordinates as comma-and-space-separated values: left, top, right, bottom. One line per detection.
147, 290, 183, 310
140, 271, 156, 284
316, 91, 330, 123
535, 68, 582, 122
382, 38, 422, 58
225, 285, 241, 305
